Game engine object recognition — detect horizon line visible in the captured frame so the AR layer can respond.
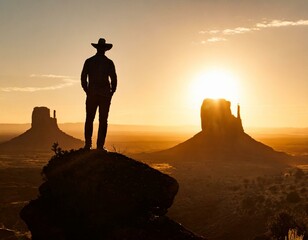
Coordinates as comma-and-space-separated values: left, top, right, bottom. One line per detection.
0, 122, 307, 130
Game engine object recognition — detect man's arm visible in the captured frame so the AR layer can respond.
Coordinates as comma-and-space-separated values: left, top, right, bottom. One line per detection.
110, 61, 117, 94
81, 60, 88, 93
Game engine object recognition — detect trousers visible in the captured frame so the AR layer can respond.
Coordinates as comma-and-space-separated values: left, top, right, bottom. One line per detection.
84, 94, 111, 148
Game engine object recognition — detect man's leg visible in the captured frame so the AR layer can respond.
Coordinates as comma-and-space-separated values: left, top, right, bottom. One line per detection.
84, 95, 98, 149
97, 96, 111, 149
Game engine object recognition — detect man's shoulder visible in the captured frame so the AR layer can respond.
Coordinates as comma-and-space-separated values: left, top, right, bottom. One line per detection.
85, 55, 97, 62
84, 55, 114, 68
86, 55, 113, 62
104, 56, 114, 63
83, 56, 94, 66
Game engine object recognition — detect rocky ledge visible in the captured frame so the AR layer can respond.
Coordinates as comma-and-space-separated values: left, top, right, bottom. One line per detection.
20, 148, 204, 240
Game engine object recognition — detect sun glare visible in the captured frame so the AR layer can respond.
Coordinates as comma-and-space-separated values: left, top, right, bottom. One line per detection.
189, 68, 240, 110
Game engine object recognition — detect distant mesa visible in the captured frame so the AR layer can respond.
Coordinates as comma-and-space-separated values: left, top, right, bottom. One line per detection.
0, 107, 83, 152
139, 98, 291, 176
201, 98, 243, 136
31, 107, 58, 131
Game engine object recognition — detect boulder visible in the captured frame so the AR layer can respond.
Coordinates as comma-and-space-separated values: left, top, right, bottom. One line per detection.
20, 149, 204, 239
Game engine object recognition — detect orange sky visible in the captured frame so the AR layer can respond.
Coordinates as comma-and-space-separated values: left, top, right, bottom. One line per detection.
0, 0, 308, 128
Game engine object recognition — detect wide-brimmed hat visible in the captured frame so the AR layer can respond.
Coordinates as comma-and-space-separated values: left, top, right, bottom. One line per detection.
91, 38, 113, 50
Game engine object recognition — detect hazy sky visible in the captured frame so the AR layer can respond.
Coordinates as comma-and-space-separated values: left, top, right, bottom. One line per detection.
1, 0, 308, 128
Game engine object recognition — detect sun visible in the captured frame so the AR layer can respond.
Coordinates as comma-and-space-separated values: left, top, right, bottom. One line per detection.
189, 68, 240, 109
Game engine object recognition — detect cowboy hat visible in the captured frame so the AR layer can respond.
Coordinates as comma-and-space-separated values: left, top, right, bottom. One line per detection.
91, 38, 113, 50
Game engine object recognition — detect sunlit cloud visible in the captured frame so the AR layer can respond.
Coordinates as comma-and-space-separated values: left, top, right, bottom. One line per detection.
256, 19, 308, 28
222, 27, 257, 35
199, 19, 308, 43
30, 74, 74, 79
206, 37, 227, 43
0, 74, 78, 92
199, 30, 220, 35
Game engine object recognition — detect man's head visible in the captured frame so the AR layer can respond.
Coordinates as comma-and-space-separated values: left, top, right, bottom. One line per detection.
91, 38, 113, 54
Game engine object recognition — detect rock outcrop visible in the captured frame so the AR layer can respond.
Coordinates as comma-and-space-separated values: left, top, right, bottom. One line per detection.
201, 99, 243, 136
0, 107, 83, 152
31, 107, 58, 131
20, 149, 204, 240
139, 99, 291, 176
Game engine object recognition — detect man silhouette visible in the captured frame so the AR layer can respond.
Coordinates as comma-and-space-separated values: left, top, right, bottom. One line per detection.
81, 38, 117, 150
